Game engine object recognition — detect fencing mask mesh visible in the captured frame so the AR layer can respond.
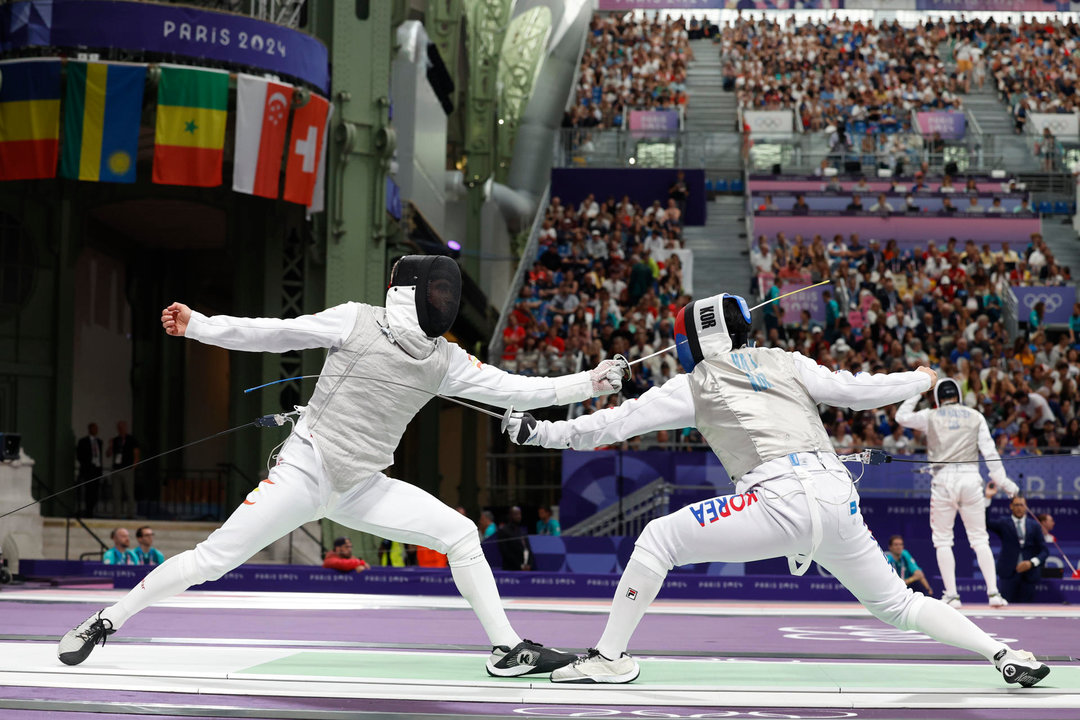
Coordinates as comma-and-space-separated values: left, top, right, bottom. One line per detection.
389, 255, 462, 338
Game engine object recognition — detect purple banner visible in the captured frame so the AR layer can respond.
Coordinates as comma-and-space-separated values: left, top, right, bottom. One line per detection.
1012, 286, 1077, 325
0, 0, 329, 92
599, 0, 844, 8
551, 167, 706, 226
917, 1, 1071, 10
779, 282, 827, 324
915, 111, 966, 140
752, 213, 1040, 248
628, 109, 680, 134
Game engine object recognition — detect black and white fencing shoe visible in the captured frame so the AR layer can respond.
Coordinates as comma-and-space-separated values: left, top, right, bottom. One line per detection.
58, 610, 115, 666
550, 648, 640, 684
995, 648, 1050, 687
486, 639, 575, 677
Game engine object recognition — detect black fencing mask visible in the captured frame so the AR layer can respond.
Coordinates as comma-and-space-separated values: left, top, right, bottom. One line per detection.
389, 255, 462, 338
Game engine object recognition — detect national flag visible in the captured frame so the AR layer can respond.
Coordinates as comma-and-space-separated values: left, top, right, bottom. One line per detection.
152, 66, 228, 187
282, 92, 330, 205
232, 74, 293, 198
306, 103, 333, 215
59, 62, 146, 183
0, 58, 61, 180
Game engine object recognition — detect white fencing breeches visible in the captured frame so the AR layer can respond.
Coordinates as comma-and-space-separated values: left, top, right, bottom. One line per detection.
929, 467, 998, 597
103, 432, 503, 636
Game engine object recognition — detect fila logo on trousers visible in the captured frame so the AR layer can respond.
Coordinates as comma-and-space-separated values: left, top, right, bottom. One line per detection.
689, 491, 759, 527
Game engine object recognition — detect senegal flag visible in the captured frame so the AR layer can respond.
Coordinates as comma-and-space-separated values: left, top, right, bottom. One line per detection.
60, 62, 146, 183
152, 66, 228, 187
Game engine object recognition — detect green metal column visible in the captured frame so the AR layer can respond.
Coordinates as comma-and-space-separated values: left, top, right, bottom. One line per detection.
308, 0, 398, 564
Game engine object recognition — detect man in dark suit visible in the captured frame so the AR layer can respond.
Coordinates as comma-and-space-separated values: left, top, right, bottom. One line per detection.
76, 423, 104, 518
986, 489, 1048, 603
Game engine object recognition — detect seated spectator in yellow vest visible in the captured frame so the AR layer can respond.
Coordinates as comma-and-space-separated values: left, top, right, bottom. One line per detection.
536, 506, 562, 536
131, 526, 165, 566
378, 539, 416, 567
886, 535, 933, 596
323, 537, 369, 572
103, 528, 136, 565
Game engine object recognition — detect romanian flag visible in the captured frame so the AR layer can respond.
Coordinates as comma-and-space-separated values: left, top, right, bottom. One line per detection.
152, 66, 228, 187
0, 59, 61, 180
59, 62, 146, 183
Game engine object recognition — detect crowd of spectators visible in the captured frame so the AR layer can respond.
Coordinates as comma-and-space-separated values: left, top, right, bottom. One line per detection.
980, 17, 1080, 124
749, 224, 1079, 458
499, 182, 693, 411
721, 15, 964, 133
566, 14, 692, 130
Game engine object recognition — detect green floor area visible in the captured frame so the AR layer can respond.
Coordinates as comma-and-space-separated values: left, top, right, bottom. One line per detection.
237, 651, 1078, 690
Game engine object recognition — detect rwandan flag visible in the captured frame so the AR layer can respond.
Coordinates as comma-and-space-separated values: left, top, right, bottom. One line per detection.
0, 59, 61, 180
60, 62, 146, 183
152, 66, 228, 187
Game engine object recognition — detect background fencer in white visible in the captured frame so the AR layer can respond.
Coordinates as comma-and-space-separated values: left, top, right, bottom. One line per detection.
59, 256, 625, 677
505, 293, 1049, 687
895, 378, 1018, 608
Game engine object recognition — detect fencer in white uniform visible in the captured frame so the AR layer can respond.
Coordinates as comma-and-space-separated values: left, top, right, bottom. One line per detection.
504, 293, 1049, 687
59, 255, 625, 677
895, 379, 1018, 608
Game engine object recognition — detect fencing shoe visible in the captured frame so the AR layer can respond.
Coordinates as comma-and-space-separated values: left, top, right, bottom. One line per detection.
942, 593, 962, 608
550, 648, 641, 684
988, 592, 1009, 608
58, 610, 115, 666
994, 648, 1050, 687
486, 639, 575, 677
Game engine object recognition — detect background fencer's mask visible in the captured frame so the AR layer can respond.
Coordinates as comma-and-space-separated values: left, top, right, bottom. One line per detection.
387, 255, 462, 338
674, 293, 752, 373
934, 378, 961, 407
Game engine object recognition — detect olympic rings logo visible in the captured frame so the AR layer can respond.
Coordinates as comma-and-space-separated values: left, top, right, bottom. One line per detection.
1022, 293, 1064, 313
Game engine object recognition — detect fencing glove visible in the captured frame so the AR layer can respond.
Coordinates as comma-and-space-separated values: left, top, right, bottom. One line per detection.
504, 411, 541, 446
590, 358, 627, 396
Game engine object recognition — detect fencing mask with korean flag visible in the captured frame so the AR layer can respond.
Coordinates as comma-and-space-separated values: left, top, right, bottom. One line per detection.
673, 293, 752, 374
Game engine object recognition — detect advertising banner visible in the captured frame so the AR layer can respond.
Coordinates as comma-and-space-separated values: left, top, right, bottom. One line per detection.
915, 111, 966, 140
917, 1, 1073, 10
779, 282, 827, 323
743, 110, 795, 136
599, 1, 846, 8
1012, 285, 1077, 325
628, 109, 680, 134
0, 0, 329, 92
1028, 112, 1080, 138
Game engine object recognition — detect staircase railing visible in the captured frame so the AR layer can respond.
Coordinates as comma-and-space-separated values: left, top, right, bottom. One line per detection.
562, 477, 673, 537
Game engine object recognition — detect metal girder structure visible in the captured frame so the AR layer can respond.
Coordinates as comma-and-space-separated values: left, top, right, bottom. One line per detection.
277, 228, 305, 411
426, 0, 467, 154
495, 7, 551, 184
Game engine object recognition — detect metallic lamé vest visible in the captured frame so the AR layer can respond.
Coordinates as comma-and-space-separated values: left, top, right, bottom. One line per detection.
688, 347, 833, 480
925, 405, 982, 464
304, 304, 450, 491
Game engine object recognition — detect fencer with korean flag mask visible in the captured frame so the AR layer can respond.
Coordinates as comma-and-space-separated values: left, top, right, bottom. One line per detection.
60, 255, 626, 678
896, 377, 1019, 609
504, 293, 1048, 687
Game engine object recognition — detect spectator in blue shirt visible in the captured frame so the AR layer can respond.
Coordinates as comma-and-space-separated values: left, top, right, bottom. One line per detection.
478, 510, 497, 541
103, 528, 136, 565
536, 506, 561, 536
887, 535, 933, 596
132, 526, 165, 566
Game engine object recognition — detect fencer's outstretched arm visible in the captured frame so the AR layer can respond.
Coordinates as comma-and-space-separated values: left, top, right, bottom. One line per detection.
977, 418, 1016, 494
438, 345, 622, 409
895, 394, 929, 431
792, 353, 934, 411
509, 375, 696, 449
163, 302, 357, 353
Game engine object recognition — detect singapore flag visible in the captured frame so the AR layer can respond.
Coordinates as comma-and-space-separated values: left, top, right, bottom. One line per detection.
233, 74, 294, 198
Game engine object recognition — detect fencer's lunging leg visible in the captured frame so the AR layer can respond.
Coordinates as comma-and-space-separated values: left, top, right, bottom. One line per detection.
446, 532, 521, 649
596, 549, 666, 660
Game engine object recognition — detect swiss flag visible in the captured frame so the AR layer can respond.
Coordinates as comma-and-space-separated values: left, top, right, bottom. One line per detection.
232, 75, 294, 198
283, 92, 330, 206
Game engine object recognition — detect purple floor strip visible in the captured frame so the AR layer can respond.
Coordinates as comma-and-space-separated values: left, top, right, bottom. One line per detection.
10, 601, 1080, 658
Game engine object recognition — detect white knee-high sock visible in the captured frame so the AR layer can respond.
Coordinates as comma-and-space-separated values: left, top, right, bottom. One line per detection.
596, 557, 666, 660
972, 544, 1000, 596
101, 552, 198, 631
910, 596, 1006, 661
936, 546, 957, 597
450, 558, 521, 649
